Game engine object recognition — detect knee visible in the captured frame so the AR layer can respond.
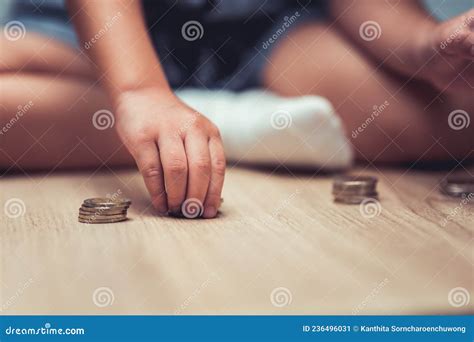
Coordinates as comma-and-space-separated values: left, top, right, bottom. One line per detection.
0, 37, 31, 73
0, 30, 55, 74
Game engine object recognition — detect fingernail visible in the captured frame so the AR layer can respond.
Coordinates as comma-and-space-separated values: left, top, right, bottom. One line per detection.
203, 206, 217, 219
154, 205, 168, 215
152, 199, 167, 214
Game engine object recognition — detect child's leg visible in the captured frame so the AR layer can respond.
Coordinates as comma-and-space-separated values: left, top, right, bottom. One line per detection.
263, 23, 474, 163
0, 35, 133, 171
1, 34, 94, 79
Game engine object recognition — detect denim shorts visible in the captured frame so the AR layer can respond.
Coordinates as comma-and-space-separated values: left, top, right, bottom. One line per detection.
2, 0, 326, 90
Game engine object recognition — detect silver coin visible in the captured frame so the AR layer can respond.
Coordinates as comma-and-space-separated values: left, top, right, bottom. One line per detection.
334, 194, 379, 204
168, 198, 224, 218
333, 175, 377, 189
81, 203, 130, 210
82, 208, 130, 216
440, 176, 474, 197
79, 207, 128, 215
78, 212, 127, 219
333, 185, 376, 194
78, 216, 128, 224
79, 213, 127, 220
333, 175, 379, 204
333, 189, 378, 196
168, 211, 185, 218
83, 197, 132, 207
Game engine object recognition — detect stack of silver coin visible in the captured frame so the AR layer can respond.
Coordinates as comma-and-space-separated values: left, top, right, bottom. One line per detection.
440, 176, 474, 197
78, 197, 131, 224
332, 175, 378, 204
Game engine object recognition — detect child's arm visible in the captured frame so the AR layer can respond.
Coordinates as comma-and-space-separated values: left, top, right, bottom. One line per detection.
68, 0, 170, 99
67, 0, 225, 218
331, 0, 474, 95
330, 0, 436, 77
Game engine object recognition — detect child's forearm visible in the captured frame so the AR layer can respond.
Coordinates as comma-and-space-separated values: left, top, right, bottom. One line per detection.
330, 0, 436, 77
67, 0, 173, 103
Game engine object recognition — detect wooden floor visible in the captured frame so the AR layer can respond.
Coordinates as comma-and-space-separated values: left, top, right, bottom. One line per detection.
1, 166, 473, 315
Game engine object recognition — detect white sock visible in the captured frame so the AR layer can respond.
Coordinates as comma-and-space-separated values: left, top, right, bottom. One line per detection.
176, 89, 353, 170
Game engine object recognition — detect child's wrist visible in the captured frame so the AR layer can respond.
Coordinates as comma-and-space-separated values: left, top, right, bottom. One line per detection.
113, 84, 176, 109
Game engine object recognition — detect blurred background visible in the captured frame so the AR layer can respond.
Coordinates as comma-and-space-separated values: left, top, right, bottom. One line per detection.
1, 0, 473, 24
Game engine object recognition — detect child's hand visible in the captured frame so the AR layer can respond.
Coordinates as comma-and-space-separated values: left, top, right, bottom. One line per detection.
418, 10, 474, 95
68, 0, 226, 218
115, 88, 226, 218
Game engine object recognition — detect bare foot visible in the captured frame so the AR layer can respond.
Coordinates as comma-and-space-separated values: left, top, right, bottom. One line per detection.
418, 9, 474, 95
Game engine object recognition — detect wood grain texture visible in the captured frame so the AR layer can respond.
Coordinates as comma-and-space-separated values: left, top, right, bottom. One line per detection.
1, 167, 473, 314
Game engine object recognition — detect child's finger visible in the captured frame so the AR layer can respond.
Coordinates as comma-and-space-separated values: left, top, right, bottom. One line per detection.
184, 133, 211, 216
203, 137, 226, 219
461, 33, 474, 59
133, 142, 167, 213
442, 31, 474, 60
441, 31, 468, 55
158, 136, 188, 213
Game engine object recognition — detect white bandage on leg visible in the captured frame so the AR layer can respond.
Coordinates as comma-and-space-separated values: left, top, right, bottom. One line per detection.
176, 89, 353, 170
